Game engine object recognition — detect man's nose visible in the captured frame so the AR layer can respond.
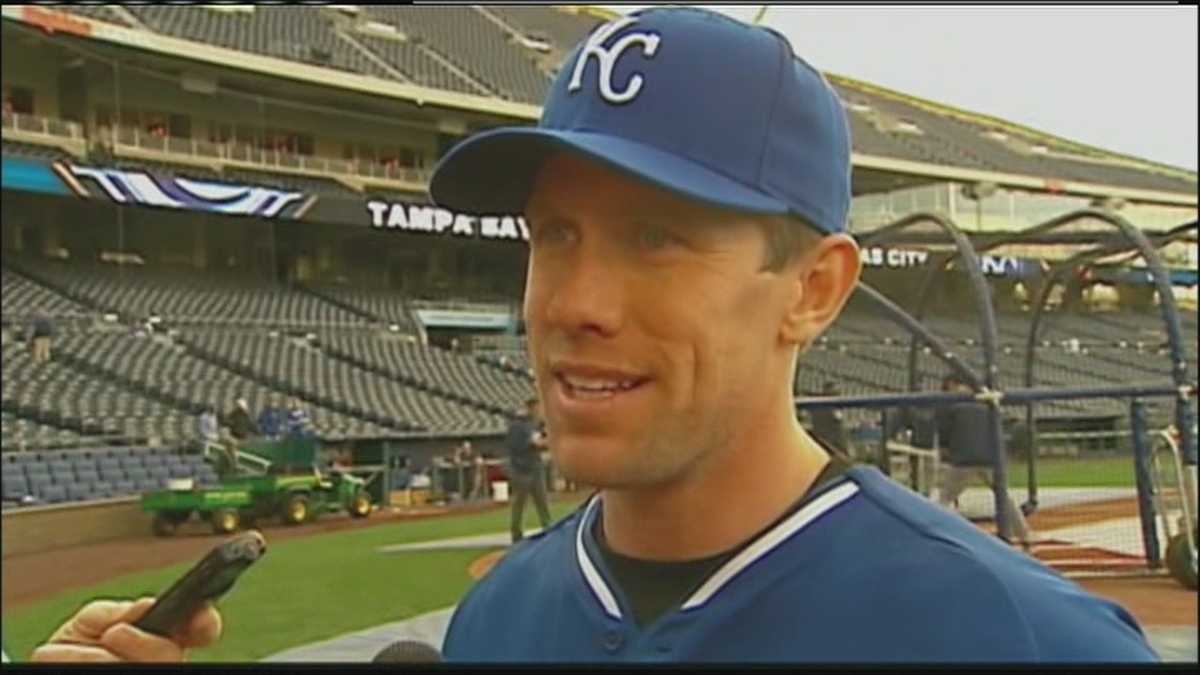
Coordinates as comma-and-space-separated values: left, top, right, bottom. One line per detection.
542, 245, 624, 338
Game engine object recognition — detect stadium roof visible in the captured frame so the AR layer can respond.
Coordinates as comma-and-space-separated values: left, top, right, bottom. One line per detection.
2, 4, 1195, 207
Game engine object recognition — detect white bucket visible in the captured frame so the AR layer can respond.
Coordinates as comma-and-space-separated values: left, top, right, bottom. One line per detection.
491, 480, 510, 503
167, 478, 195, 492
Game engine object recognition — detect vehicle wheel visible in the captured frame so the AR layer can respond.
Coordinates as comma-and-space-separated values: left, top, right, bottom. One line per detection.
282, 494, 310, 526
349, 492, 372, 519
1165, 530, 1197, 591
212, 508, 241, 535
152, 513, 179, 537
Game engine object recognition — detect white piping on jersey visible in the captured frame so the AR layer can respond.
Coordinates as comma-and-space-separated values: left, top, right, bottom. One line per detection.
577, 496, 623, 620
681, 481, 860, 610
575, 480, 861, 620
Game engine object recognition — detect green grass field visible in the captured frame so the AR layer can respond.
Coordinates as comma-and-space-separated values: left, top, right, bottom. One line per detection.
2, 499, 583, 663
1005, 456, 1136, 488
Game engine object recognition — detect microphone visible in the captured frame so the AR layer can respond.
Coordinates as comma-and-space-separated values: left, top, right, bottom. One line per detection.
372, 640, 444, 663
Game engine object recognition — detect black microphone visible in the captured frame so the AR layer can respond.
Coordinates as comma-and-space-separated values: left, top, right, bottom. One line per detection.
372, 640, 444, 663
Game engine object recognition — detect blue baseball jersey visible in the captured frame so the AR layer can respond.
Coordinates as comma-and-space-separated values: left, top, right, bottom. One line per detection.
443, 466, 1158, 663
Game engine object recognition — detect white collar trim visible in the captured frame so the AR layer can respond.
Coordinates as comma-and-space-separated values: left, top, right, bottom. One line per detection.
577, 496, 622, 620
575, 480, 860, 619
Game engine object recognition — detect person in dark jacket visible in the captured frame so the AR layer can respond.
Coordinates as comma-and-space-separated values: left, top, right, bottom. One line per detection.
506, 397, 551, 543
223, 398, 259, 440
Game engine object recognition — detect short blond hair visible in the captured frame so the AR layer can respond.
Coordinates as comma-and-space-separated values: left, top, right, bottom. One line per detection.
755, 214, 825, 272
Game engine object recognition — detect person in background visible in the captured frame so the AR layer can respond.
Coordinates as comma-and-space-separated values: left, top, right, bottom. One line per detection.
284, 397, 313, 439
28, 311, 55, 365
197, 406, 220, 453
257, 395, 285, 440
506, 398, 552, 543
223, 398, 259, 441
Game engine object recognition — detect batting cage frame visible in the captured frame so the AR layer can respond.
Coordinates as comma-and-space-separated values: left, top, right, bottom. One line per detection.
796, 208, 1198, 582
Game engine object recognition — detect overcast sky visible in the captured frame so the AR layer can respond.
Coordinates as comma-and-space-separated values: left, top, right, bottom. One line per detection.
601, 5, 1198, 172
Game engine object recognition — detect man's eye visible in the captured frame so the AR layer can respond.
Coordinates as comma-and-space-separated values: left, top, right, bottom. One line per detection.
638, 225, 679, 251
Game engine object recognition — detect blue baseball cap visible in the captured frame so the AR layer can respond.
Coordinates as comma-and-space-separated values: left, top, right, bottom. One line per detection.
428, 6, 852, 235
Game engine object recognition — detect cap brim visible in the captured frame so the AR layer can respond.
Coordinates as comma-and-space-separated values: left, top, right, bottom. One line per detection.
429, 127, 791, 217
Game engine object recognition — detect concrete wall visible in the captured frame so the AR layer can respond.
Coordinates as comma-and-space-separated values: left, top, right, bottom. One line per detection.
1, 497, 146, 558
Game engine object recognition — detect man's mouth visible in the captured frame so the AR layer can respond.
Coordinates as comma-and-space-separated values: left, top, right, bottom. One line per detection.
551, 363, 650, 402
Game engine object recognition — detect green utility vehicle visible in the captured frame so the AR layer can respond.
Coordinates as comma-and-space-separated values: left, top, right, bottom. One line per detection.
141, 437, 372, 536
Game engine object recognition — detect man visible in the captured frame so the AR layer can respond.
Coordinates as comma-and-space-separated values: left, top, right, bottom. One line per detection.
429, 8, 1153, 662
257, 395, 285, 440
936, 376, 1036, 549
506, 398, 552, 543
808, 380, 851, 458
26, 7, 1156, 664
28, 311, 55, 364
284, 397, 313, 439
222, 398, 259, 441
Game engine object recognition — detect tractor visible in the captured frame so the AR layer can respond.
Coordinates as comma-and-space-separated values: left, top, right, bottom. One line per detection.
141, 436, 373, 536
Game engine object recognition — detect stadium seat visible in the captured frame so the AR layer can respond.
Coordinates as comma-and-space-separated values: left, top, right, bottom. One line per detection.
23, 461, 50, 477
49, 460, 72, 474
142, 455, 166, 468
66, 484, 91, 502
2, 476, 29, 500
113, 480, 136, 496
148, 466, 171, 480
91, 481, 114, 499
125, 467, 150, 483
38, 484, 67, 504
109, 447, 132, 458
118, 456, 145, 471
76, 469, 101, 485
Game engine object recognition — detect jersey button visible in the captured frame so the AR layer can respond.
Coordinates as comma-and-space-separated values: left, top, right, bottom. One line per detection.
601, 630, 624, 653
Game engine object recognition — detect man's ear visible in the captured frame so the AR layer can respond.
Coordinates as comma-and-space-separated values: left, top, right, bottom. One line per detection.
779, 234, 862, 347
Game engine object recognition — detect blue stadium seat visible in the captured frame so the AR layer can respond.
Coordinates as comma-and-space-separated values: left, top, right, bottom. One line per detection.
118, 456, 144, 470
9, 452, 36, 465
109, 447, 132, 458
167, 464, 191, 478
113, 480, 136, 496
148, 466, 171, 480
26, 473, 53, 491
2, 475, 29, 499
23, 461, 50, 477
77, 469, 101, 485
125, 467, 150, 483
51, 470, 76, 485
71, 458, 98, 472
66, 484, 91, 502
38, 484, 67, 503
49, 460, 72, 474
91, 481, 114, 499
97, 454, 121, 470
143, 455, 166, 468
137, 478, 162, 492
99, 467, 126, 483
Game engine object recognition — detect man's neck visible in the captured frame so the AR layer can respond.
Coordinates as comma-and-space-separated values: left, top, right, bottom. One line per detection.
599, 399, 831, 562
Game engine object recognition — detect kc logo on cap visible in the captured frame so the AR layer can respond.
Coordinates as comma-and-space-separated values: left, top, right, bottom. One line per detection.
567, 16, 661, 104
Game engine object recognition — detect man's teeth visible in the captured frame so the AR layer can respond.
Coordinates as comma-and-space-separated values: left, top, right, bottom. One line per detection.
562, 375, 638, 392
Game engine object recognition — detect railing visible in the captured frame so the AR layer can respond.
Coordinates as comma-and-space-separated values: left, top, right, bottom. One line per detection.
1, 111, 85, 140
109, 125, 433, 188
408, 298, 516, 314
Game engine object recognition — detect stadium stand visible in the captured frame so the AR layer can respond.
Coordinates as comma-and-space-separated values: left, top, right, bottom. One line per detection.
302, 285, 419, 331
1, 340, 188, 446
484, 6, 604, 53
52, 332, 397, 442
56, 4, 134, 29
221, 167, 356, 197
317, 333, 533, 414
178, 330, 508, 435
121, 6, 394, 80
19, 263, 369, 328
1, 267, 93, 328
365, 6, 550, 103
